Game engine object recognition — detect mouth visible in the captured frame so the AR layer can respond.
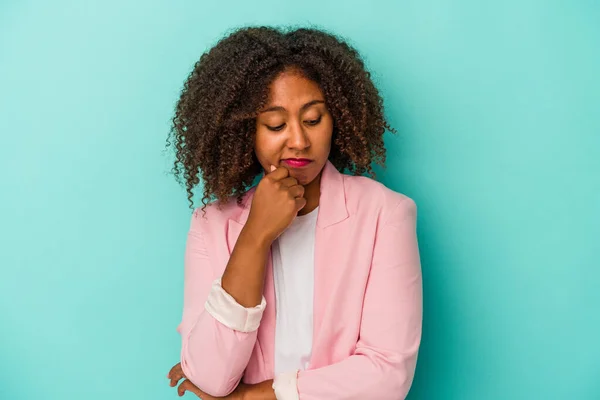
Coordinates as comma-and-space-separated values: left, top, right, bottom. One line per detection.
281, 158, 313, 168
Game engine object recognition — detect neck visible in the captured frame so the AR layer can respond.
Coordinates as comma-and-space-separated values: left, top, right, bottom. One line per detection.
297, 172, 321, 216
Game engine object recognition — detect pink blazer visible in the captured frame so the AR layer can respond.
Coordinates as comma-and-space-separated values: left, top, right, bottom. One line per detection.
177, 160, 423, 400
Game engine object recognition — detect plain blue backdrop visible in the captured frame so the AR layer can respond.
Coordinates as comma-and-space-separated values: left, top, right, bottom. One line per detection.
1, 0, 599, 399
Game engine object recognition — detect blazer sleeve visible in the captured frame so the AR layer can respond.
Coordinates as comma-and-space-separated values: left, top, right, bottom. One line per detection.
177, 209, 266, 397
274, 197, 423, 400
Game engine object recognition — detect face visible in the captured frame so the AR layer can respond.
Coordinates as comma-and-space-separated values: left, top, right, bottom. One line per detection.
254, 68, 333, 187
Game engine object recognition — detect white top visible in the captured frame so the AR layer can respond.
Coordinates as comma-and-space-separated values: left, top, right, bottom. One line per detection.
272, 206, 318, 377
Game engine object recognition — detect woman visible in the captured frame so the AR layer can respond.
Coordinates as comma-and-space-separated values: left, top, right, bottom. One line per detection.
165, 26, 422, 400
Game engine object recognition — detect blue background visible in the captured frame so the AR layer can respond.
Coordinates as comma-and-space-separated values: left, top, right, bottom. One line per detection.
1, 0, 599, 399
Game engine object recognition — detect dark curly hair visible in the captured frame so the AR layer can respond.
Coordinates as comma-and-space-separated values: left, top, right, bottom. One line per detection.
166, 26, 396, 210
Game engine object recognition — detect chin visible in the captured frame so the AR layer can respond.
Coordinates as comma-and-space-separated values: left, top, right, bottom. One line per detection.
290, 168, 321, 187
291, 173, 311, 186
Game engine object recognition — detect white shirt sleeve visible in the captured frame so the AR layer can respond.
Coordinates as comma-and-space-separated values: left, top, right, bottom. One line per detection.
204, 277, 266, 332
272, 370, 300, 400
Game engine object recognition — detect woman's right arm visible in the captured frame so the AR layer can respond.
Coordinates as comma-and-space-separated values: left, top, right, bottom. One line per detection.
177, 212, 271, 398
178, 165, 305, 397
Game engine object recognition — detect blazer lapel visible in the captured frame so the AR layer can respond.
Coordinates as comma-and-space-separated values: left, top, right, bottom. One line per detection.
310, 161, 349, 368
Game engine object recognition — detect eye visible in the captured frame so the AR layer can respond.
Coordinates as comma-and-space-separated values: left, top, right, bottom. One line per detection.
266, 123, 285, 131
305, 116, 322, 126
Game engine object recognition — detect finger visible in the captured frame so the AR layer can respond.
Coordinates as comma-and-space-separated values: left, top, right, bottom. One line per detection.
295, 197, 307, 211
171, 370, 186, 387
167, 363, 179, 379
172, 370, 185, 381
178, 379, 213, 398
279, 176, 299, 188
177, 379, 195, 397
177, 380, 188, 397
288, 184, 305, 198
168, 364, 185, 386
268, 165, 289, 180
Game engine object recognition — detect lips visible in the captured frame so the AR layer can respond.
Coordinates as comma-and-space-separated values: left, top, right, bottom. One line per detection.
282, 158, 312, 168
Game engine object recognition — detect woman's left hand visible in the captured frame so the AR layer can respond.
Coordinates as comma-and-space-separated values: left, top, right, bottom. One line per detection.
167, 362, 249, 399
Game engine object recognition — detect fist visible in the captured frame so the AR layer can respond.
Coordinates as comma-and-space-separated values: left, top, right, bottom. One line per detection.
246, 165, 306, 243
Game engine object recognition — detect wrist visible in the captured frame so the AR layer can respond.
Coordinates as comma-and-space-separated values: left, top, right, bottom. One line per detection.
241, 221, 274, 249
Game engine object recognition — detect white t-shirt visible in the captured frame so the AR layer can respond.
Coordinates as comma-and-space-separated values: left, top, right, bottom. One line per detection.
271, 206, 318, 376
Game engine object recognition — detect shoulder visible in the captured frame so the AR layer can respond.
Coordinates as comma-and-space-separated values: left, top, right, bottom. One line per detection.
342, 173, 417, 225
188, 194, 247, 231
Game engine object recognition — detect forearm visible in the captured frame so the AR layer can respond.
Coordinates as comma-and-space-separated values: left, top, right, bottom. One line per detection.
222, 224, 272, 307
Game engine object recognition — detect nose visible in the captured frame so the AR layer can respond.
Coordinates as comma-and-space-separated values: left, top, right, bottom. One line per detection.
286, 120, 310, 150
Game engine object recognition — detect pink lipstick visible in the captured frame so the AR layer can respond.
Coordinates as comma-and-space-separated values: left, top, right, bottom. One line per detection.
282, 158, 312, 168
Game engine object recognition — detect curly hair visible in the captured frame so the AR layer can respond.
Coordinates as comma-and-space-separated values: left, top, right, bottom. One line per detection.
166, 26, 396, 210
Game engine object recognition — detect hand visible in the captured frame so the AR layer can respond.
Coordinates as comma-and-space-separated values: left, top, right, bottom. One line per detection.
246, 165, 306, 243
167, 362, 186, 388
167, 362, 249, 399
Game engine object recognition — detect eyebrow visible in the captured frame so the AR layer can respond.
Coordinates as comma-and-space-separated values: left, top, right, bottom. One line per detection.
260, 99, 325, 114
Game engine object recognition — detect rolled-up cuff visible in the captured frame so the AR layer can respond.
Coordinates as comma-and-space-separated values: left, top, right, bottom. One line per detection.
272, 370, 300, 400
204, 278, 266, 332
